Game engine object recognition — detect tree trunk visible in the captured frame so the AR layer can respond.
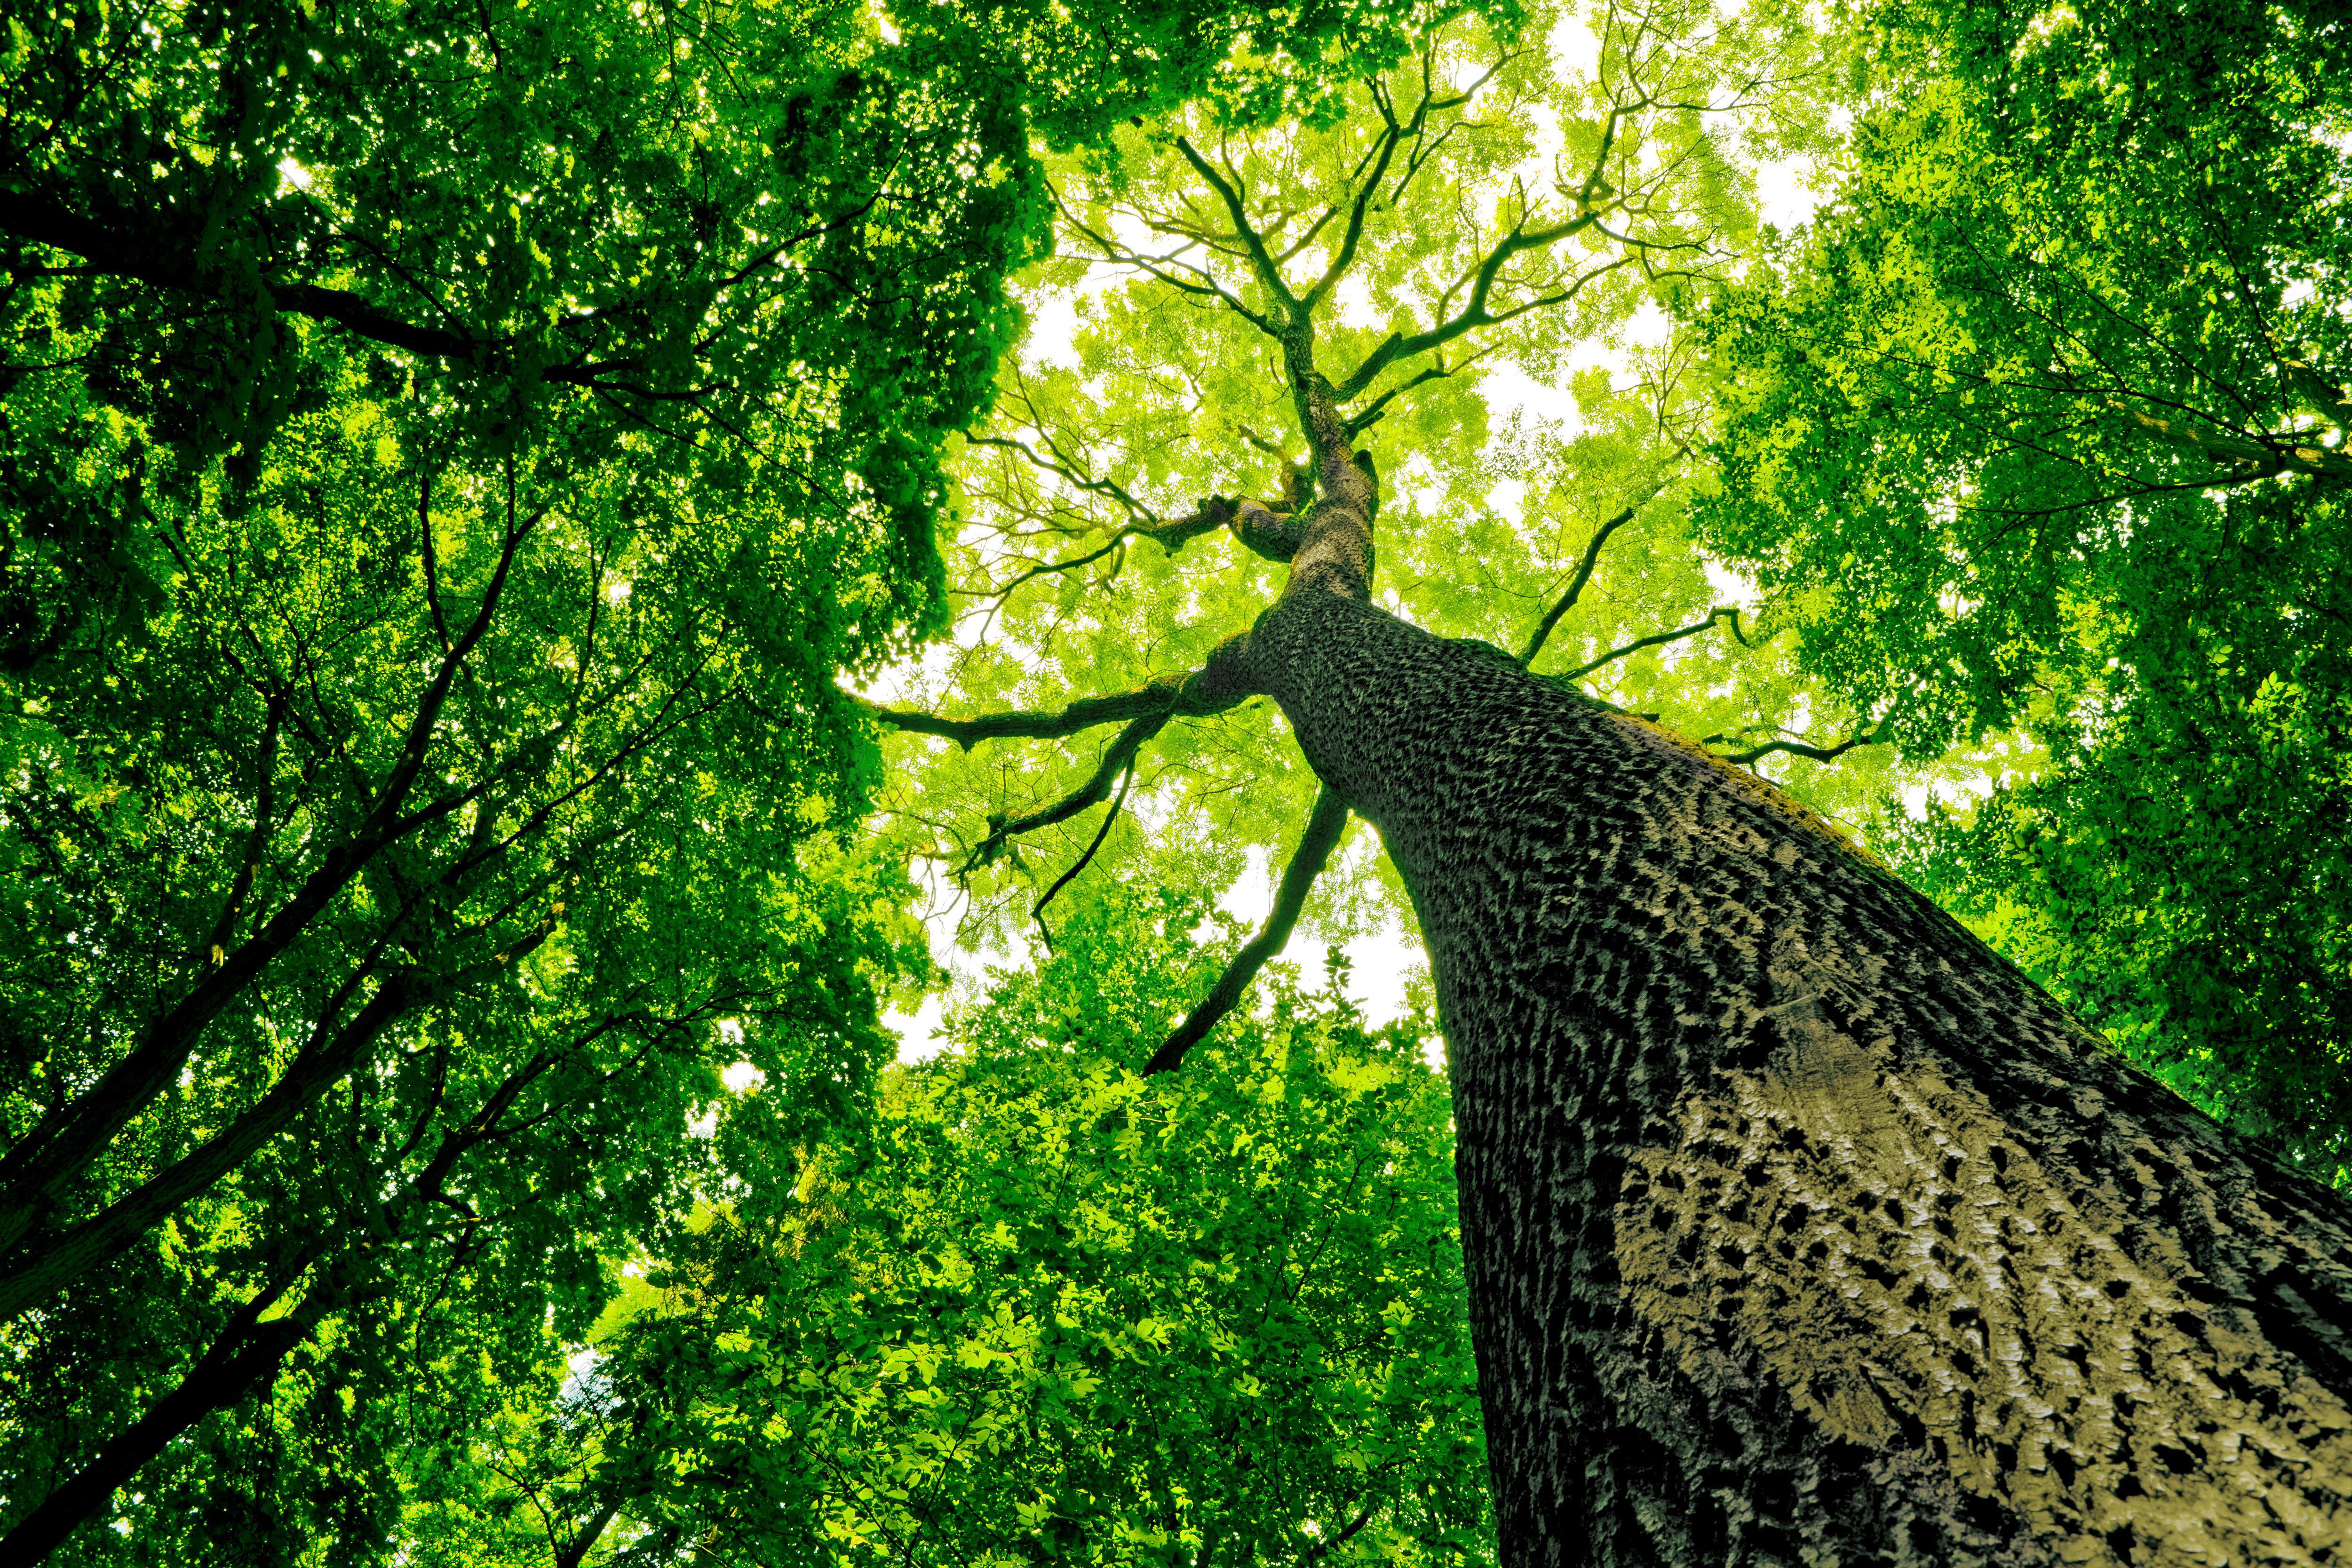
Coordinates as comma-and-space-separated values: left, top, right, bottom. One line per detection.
1, 1282, 322, 1560
1241, 583, 2352, 1567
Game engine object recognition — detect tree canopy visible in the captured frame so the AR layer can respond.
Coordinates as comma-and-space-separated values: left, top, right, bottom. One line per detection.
6, 0, 2351, 1557
1696, 0, 2352, 1184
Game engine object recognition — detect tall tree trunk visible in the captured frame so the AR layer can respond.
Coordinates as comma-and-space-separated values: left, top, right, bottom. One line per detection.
1234, 549, 2352, 1564
1, 1279, 324, 1560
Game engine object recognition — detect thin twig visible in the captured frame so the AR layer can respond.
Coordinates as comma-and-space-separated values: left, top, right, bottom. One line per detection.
1031, 758, 1136, 951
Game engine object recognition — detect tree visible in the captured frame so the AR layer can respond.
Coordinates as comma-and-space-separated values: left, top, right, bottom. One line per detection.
860, 6, 2352, 1562
478, 888, 1487, 1567
0, 0, 1491, 1551
1694, 0, 2352, 1186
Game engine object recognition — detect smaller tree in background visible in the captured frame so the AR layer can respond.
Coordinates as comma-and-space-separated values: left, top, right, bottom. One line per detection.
410, 887, 1488, 1568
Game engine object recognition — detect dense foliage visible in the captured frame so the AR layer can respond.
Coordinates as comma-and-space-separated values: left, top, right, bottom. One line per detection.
1696, 0, 2352, 1182
7, 0, 2351, 1555
463, 891, 1486, 1566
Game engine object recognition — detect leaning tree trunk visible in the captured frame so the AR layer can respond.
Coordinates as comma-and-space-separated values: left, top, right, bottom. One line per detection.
1217, 391, 2352, 1566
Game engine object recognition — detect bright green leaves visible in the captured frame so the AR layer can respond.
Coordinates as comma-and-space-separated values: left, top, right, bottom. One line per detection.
570, 885, 1490, 1566
1692, 0, 2352, 1182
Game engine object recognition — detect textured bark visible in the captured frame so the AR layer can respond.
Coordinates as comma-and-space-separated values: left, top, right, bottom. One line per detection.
1239, 584, 2352, 1567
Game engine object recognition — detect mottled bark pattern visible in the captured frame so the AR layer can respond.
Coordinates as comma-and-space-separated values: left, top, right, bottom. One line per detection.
1245, 588, 2352, 1567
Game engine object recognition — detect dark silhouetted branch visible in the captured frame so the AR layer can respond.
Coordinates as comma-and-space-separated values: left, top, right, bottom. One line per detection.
1032, 756, 1136, 950
1717, 721, 1891, 767
857, 685, 1183, 750
1143, 786, 1351, 1076
960, 489, 1238, 605
1551, 606, 1737, 683
1518, 506, 1638, 666
0, 1263, 331, 1560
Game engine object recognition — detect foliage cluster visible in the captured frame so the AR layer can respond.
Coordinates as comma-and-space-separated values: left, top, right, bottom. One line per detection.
396, 888, 1488, 1567
1695, 0, 2352, 1180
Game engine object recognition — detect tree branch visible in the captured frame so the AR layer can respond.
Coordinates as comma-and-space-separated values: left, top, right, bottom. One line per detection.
0, 494, 549, 1249
0, 1259, 333, 1560
1343, 353, 1479, 439
1, 191, 859, 391
961, 486, 1234, 605
1031, 756, 1136, 950
1143, 786, 1351, 1076
1716, 721, 1891, 767
1518, 506, 1639, 667
1550, 607, 1736, 683
855, 683, 1183, 749
967, 713, 1169, 873
1171, 137, 1300, 319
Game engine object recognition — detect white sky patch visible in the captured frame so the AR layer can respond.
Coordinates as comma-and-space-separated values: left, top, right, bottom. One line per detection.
275, 156, 314, 193
886, 992, 949, 1063
1481, 361, 1583, 435
1898, 772, 1998, 818
1334, 275, 1383, 329
1753, 156, 1827, 234
1704, 557, 1760, 605
1549, 13, 1603, 83
1024, 288, 1087, 367
1487, 475, 1529, 524
885, 858, 1038, 1063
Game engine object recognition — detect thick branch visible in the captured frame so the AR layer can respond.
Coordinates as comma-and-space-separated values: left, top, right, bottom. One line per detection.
1343, 353, 1478, 439
966, 494, 1235, 605
1171, 138, 1299, 320
1231, 498, 1310, 563
0, 500, 545, 1250
1716, 721, 1891, 767
2119, 403, 2352, 480
2284, 359, 2352, 433
0, 966, 426, 1321
1329, 214, 1608, 401
0, 1266, 331, 1560
1142, 786, 1351, 1076
856, 683, 1183, 750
